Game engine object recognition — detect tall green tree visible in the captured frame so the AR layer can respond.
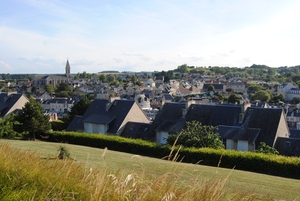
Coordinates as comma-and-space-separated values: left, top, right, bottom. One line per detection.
207, 85, 215, 92
99, 74, 107, 83
131, 75, 137, 83
167, 121, 224, 149
45, 84, 55, 95
56, 83, 72, 92
56, 83, 73, 97
177, 64, 188, 73
107, 74, 115, 83
0, 114, 18, 138
228, 93, 242, 104
15, 98, 51, 140
63, 96, 91, 124
248, 85, 262, 91
250, 90, 272, 102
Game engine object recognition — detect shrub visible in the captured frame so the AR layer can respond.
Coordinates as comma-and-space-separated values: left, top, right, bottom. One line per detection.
57, 146, 70, 159
38, 131, 300, 179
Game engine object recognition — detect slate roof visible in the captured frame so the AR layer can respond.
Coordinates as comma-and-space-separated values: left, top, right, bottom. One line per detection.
163, 93, 174, 102
242, 107, 286, 146
203, 84, 224, 90
146, 102, 186, 138
48, 98, 75, 104
289, 129, 300, 139
142, 89, 155, 99
82, 114, 116, 125
184, 104, 242, 127
0, 93, 25, 117
146, 103, 244, 140
218, 125, 260, 142
66, 115, 84, 131
120, 122, 151, 139
275, 137, 300, 156
66, 99, 143, 134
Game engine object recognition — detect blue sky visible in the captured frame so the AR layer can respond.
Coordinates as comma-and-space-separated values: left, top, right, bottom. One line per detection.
1, 0, 300, 74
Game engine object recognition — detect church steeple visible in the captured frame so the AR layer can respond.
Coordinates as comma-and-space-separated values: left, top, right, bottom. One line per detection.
65, 60, 70, 78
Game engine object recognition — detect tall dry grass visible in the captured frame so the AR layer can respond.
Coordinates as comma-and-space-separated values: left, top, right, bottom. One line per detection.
0, 143, 273, 200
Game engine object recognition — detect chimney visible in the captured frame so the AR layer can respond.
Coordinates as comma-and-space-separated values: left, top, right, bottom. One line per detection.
185, 98, 195, 110
109, 96, 120, 103
241, 101, 251, 113
239, 101, 250, 123
182, 99, 194, 118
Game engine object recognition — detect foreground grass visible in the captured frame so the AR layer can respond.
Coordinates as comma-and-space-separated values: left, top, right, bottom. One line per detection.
1, 139, 299, 200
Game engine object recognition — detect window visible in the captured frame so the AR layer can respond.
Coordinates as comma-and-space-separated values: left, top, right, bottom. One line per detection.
286, 141, 291, 147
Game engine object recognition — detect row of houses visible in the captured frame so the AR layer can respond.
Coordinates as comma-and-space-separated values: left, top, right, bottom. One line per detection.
1, 90, 300, 156
65, 97, 300, 156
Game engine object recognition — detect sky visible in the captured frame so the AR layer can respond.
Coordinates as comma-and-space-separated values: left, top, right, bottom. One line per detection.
1, 0, 300, 74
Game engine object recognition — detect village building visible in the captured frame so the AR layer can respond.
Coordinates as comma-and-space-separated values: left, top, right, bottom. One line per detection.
32, 60, 72, 88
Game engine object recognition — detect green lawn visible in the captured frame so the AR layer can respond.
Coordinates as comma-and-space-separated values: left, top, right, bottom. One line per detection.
1, 139, 300, 200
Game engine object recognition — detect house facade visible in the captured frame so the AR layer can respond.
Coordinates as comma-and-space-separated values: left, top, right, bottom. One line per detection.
148, 101, 291, 154
277, 82, 297, 101
0, 92, 29, 118
66, 98, 150, 135
226, 82, 246, 93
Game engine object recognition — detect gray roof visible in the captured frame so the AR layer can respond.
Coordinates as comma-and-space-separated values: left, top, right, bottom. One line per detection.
243, 107, 286, 146
0, 93, 24, 117
289, 129, 300, 139
120, 122, 151, 139
163, 93, 174, 101
218, 125, 260, 142
48, 98, 75, 104
184, 104, 242, 126
147, 103, 243, 139
82, 114, 116, 125
203, 84, 224, 90
66, 98, 138, 134
66, 115, 84, 131
275, 137, 300, 156
147, 102, 186, 138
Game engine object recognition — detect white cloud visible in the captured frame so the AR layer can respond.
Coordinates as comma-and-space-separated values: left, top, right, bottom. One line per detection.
1, 0, 300, 73
0, 60, 11, 70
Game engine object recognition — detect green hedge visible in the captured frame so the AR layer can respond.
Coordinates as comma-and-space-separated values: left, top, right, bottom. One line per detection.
38, 131, 300, 179
50, 120, 68, 131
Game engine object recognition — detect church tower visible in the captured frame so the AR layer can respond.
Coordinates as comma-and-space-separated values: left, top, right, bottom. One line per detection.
65, 60, 71, 78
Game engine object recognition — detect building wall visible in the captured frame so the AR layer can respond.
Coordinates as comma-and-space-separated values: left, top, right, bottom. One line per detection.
277, 82, 297, 100
5, 95, 29, 117
248, 142, 254, 151
85, 123, 92, 133
237, 141, 249, 151
226, 83, 245, 93
116, 102, 150, 135
84, 123, 108, 134
274, 111, 290, 146
226, 139, 253, 151
156, 131, 168, 144
226, 139, 237, 150
286, 92, 300, 101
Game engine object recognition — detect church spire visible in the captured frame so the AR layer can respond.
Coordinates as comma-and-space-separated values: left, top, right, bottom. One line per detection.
65, 60, 70, 78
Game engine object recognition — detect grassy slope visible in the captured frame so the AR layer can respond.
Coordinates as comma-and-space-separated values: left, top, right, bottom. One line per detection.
1, 139, 300, 200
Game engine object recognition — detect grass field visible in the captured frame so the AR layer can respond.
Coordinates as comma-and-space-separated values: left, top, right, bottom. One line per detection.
1, 139, 300, 200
